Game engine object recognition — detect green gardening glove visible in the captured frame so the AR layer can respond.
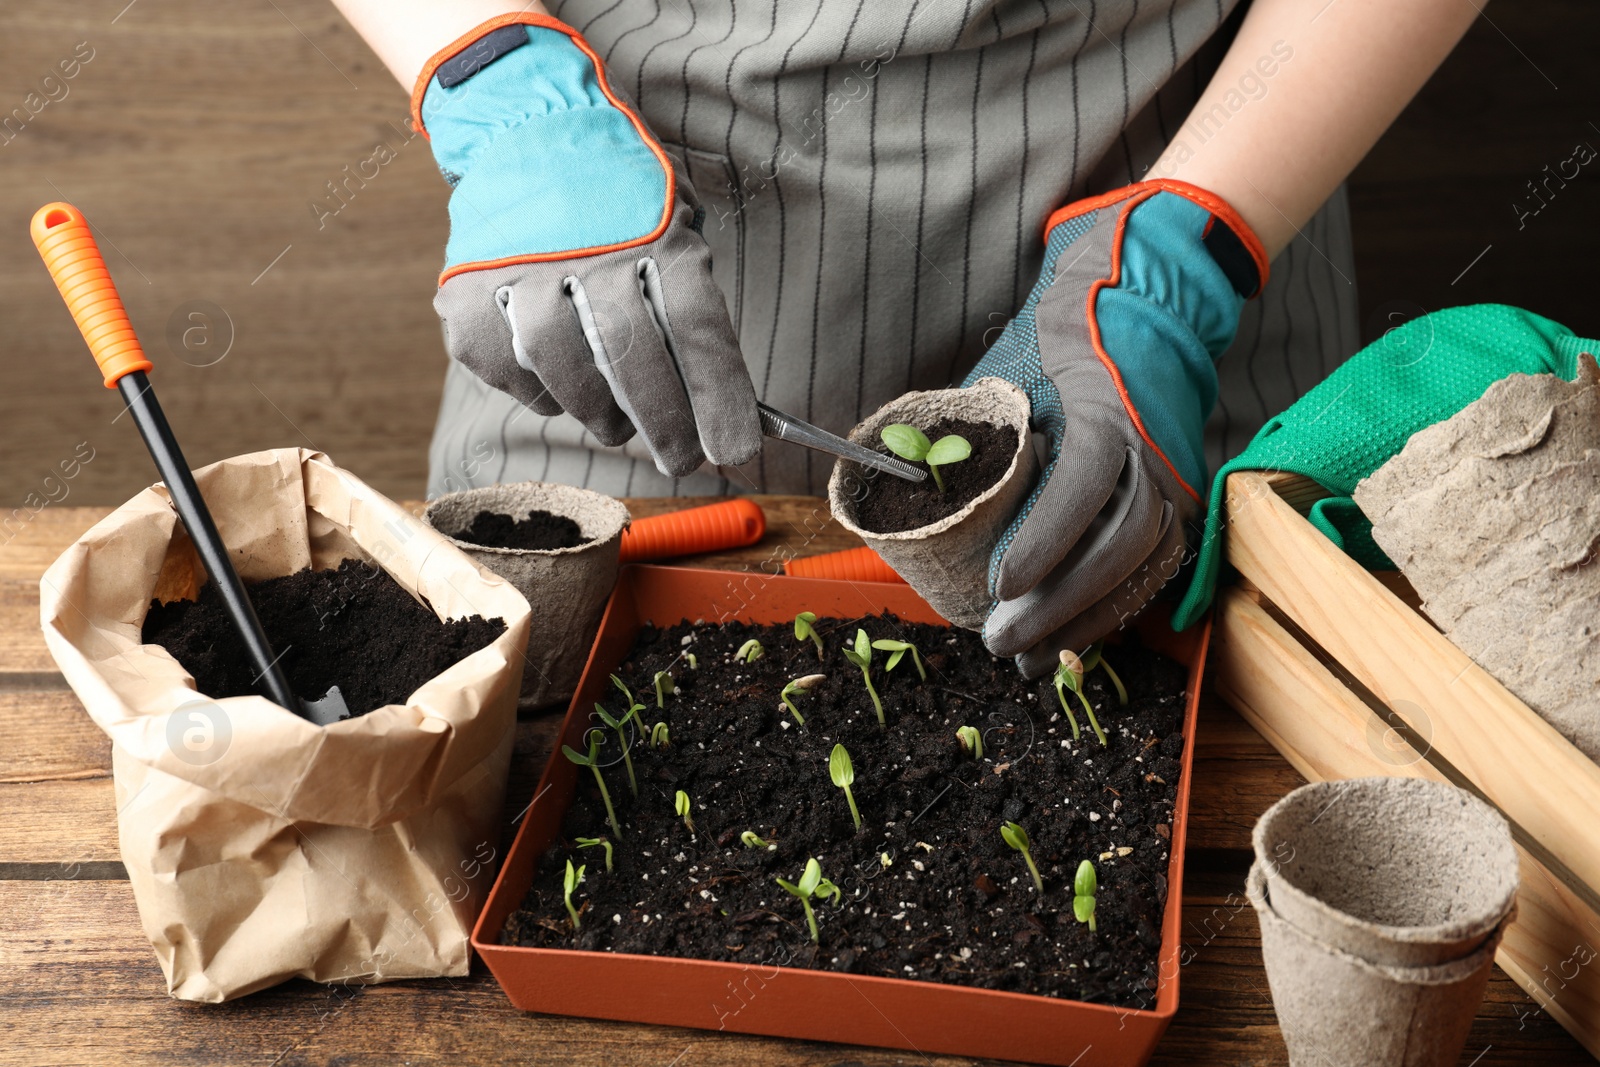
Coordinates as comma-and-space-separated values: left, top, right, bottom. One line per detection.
1172, 304, 1599, 630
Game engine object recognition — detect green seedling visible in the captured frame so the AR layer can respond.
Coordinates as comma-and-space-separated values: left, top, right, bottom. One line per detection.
740, 830, 772, 849
879, 852, 893, 868
1081, 642, 1129, 706
594, 701, 642, 796
956, 724, 984, 759
1074, 859, 1099, 932
736, 638, 765, 663
871, 637, 927, 681
1053, 650, 1107, 747
1001, 821, 1044, 893
841, 628, 885, 726
649, 720, 671, 750
562, 734, 623, 839
880, 423, 972, 493
775, 857, 840, 943
575, 836, 613, 872
653, 670, 675, 708
687, 652, 698, 670
779, 673, 826, 724
563, 858, 586, 930
793, 611, 824, 660
675, 789, 696, 835
829, 743, 862, 831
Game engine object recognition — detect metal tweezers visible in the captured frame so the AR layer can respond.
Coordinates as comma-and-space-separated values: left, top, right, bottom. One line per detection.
757, 403, 926, 483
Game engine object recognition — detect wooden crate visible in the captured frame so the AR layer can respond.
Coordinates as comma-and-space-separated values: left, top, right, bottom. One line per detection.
1212, 470, 1600, 1059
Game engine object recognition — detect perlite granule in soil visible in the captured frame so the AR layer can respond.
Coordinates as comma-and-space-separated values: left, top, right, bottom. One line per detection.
502, 614, 1188, 1007
142, 558, 507, 717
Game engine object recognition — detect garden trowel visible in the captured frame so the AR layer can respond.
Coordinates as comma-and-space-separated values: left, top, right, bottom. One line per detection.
31, 202, 350, 725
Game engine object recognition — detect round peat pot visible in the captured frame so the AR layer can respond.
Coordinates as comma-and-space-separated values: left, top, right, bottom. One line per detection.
1252, 777, 1517, 968
827, 377, 1035, 629
426, 482, 630, 710
1248, 862, 1504, 1067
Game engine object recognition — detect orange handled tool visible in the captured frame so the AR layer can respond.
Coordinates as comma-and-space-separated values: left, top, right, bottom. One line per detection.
30, 203, 154, 388
784, 545, 906, 584
32, 203, 347, 725
618, 497, 766, 563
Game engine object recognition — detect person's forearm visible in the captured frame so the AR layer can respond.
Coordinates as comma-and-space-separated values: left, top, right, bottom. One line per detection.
330, 0, 548, 89
1154, 0, 1477, 258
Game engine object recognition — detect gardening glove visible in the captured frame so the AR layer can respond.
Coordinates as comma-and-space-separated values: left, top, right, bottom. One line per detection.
1171, 304, 1599, 630
414, 13, 759, 477
964, 180, 1268, 677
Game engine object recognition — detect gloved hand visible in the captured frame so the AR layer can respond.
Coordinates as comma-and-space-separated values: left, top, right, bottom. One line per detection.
964, 179, 1268, 676
413, 14, 759, 477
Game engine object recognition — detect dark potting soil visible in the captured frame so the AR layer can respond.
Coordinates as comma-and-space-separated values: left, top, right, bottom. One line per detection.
853, 418, 1019, 533
449, 508, 591, 551
141, 558, 507, 718
501, 614, 1188, 1008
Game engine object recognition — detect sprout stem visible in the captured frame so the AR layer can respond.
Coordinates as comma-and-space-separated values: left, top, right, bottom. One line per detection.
591, 764, 622, 840
1021, 849, 1044, 894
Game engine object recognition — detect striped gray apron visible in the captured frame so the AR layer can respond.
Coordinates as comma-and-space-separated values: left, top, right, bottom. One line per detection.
427, 0, 1360, 498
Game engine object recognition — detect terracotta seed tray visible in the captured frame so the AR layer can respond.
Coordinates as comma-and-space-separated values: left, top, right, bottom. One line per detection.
472, 565, 1209, 1066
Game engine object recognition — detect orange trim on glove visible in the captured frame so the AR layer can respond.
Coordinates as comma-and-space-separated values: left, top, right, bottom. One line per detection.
410, 12, 677, 287
1043, 179, 1264, 506
1044, 178, 1271, 295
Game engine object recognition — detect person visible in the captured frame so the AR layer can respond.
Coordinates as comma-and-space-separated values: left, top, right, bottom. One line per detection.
331, 0, 1478, 674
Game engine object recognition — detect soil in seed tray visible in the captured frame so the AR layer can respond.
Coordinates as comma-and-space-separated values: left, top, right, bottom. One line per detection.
448, 508, 591, 550
141, 558, 507, 718
853, 418, 1019, 533
501, 613, 1188, 1007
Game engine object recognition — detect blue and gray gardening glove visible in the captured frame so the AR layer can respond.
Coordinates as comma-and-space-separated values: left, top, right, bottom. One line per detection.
964, 180, 1268, 677
414, 14, 759, 477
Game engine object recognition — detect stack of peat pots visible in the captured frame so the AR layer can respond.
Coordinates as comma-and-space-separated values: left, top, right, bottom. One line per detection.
1249, 777, 1519, 1066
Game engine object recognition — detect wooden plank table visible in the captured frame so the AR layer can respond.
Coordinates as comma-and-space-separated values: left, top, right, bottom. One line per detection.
1, 497, 1588, 1066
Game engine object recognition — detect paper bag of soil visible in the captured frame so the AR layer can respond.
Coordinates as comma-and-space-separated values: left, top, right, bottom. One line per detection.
38, 448, 532, 1002
1354, 355, 1600, 759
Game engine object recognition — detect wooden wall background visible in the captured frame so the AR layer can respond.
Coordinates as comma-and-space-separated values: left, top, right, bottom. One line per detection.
0, 0, 1595, 508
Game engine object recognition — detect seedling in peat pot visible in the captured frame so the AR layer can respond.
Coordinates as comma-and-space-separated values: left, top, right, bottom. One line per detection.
563, 859, 586, 930
740, 831, 772, 849
829, 743, 862, 831
779, 673, 826, 724
653, 670, 675, 708
775, 857, 841, 943
675, 790, 696, 835
842, 629, 885, 726
649, 721, 671, 750
736, 638, 765, 663
794, 611, 824, 660
575, 836, 613, 872
880, 423, 972, 493
956, 724, 984, 759
594, 701, 641, 796
1082, 642, 1129, 706
1001, 821, 1044, 893
1054, 650, 1107, 747
872, 637, 927, 681
1074, 859, 1099, 932
562, 734, 623, 839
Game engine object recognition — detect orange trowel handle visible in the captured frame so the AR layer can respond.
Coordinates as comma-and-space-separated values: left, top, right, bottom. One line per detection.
619, 498, 766, 562
30, 202, 152, 388
785, 546, 906, 584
